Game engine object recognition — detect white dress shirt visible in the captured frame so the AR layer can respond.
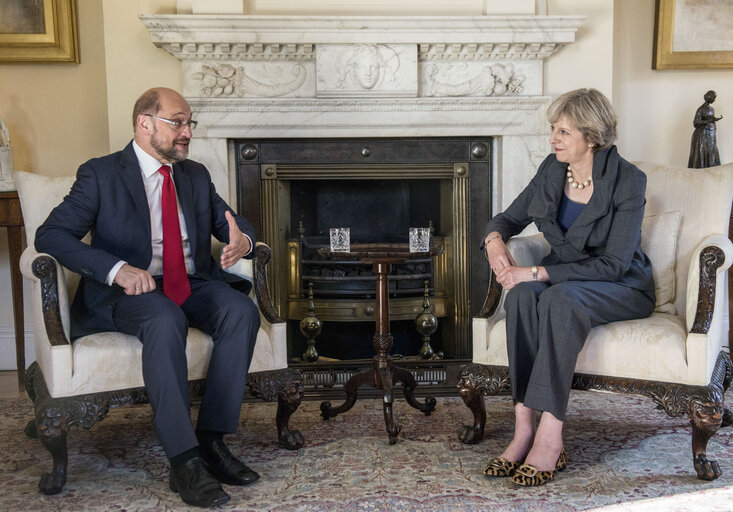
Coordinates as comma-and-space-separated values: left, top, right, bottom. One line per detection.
105, 141, 196, 284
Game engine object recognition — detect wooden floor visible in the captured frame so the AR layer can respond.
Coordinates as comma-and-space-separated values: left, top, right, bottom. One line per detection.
0, 371, 26, 399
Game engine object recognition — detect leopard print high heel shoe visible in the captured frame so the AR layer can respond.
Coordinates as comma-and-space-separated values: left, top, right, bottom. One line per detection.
511, 448, 567, 486
482, 457, 522, 478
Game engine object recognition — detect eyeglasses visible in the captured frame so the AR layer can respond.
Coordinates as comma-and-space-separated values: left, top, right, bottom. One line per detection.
142, 114, 198, 132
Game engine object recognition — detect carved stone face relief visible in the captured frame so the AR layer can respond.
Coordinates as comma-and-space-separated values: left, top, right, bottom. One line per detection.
316, 43, 417, 98
339, 44, 397, 90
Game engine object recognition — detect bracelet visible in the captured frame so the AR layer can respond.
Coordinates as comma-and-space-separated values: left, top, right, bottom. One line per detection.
484, 234, 502, 246
531, 266, 538, 281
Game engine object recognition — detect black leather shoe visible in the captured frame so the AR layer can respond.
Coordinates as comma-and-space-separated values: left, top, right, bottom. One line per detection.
199, 439, 260, 486
169, 457, 230, 508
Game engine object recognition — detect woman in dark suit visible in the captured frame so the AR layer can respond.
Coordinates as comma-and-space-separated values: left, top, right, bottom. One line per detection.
481, 88, 655, 486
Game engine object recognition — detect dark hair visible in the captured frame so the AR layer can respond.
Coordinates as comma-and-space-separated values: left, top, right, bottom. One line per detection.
132, 89, 161, 130
546, 88, 617, 151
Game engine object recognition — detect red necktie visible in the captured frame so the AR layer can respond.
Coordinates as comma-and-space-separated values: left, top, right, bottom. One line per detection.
159, 165, 191, 306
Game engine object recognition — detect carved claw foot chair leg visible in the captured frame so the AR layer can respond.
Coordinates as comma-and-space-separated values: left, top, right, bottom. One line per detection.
457, 364, 488, 444
276, 393, 305, 449
692, 422, 722, 481
24, 361, 70, 495
25, 362, 113, 494
686, 352, 731, 480
37, 423, 69, 494
248, 368, 305, 450
456, 363, 510, 444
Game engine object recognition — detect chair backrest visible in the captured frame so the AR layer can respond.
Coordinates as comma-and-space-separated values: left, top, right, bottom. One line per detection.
14, 171, 82, 300
634, 162, 733, 318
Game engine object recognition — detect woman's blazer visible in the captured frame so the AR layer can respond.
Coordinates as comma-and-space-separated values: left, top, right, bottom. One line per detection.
482, 146, 655, 301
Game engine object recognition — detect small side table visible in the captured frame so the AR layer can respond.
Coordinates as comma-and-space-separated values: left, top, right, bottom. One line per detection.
319, 243, 442, 443
0, 191, 25, 390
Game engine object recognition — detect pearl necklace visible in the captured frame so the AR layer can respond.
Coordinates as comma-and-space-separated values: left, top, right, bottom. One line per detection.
567, 165, 592, 190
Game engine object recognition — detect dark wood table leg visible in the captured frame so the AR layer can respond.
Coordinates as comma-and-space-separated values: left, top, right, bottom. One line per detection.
392, 364, 436, 415
320, 369, 374, 419
320, 257, 436, 442
379, 365, 401, 444
8, 225, 24, 390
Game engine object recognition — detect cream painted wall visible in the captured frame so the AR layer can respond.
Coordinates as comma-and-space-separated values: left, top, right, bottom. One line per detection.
102, 0, 181, 152
187, 0, 536, 15
0, 0, 109, 370
0, 0, 730, 369
613, 0, 732, 166
546, 0, 614, 100
0, 0, 110, 177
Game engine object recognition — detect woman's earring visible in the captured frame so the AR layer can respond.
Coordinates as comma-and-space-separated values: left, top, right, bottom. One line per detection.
587, 143, 594, 148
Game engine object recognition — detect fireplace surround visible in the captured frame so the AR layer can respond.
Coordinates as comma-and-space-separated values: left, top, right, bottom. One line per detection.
141, 12, 584, 393
234, 136, 491, 361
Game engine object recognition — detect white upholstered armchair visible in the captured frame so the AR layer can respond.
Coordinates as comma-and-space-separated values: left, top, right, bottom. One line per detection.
14, 170, 304, 495
458, 161, 733, 481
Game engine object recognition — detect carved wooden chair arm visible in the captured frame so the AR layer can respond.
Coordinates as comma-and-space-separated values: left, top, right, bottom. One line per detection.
254, 242, 283, 325
476, 233, 550, 319
688, 235, 733, 334
19, 248, 71, 347
477, 272, 502, 319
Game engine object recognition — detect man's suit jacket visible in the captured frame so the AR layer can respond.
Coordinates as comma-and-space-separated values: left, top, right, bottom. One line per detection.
482, 146, 655, 301
35, 141, 257, 339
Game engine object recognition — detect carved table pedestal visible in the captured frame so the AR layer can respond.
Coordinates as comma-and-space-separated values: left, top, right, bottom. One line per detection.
318, 243, 441, 443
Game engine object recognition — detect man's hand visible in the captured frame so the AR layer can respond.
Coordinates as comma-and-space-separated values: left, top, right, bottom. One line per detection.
220, 210, 251, 269
114, 264, 156, 295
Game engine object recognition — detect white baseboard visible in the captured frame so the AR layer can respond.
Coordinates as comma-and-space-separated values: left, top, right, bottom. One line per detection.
0, 326, 35, 371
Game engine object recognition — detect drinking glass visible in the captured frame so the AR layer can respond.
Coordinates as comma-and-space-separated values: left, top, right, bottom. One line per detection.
409, 227, 430, 253
329, 228, 350, 252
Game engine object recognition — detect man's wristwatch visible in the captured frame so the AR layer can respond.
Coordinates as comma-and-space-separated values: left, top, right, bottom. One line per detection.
531, 266, 538, 281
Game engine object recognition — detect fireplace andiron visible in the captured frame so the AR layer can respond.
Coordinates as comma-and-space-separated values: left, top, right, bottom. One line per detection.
300, 282, 322, 362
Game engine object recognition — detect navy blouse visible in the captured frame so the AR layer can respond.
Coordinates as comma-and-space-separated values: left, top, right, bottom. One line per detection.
557, 193, 586, 233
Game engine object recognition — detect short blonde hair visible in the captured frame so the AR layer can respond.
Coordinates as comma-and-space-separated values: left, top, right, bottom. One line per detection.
547, 88, 617, 151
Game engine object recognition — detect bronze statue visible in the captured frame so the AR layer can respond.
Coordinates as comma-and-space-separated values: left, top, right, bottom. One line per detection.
688, 90, 723, 168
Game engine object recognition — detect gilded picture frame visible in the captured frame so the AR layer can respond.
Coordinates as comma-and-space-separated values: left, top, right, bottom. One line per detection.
0, 0, 79, 63
653, 0, 733, 69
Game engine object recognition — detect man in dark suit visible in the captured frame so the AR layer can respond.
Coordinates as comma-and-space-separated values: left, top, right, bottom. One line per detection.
36, 87, 260, 508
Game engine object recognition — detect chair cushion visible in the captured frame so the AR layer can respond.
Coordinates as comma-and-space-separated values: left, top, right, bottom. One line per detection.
641, 211, 681, 314
483, 312, 689, 384
575, 313, 687, 381
70, 327, 273, 395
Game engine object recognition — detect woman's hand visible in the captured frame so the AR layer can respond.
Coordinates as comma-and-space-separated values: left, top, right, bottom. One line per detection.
496, 265, 547, 290
484, 233, 516, 274
495, 266, 531, 291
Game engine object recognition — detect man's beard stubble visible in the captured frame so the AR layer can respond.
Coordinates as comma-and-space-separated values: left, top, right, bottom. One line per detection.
151, 128, 189, 163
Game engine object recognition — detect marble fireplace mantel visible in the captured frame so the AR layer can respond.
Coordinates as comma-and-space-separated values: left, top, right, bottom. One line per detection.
140, 14, 585, 210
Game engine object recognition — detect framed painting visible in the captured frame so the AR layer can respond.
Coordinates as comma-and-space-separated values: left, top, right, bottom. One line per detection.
0, 0, 79, 63
653, 0, 733, 69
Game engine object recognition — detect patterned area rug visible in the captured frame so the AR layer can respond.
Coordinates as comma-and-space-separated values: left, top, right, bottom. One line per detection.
3, 389, 733, 512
